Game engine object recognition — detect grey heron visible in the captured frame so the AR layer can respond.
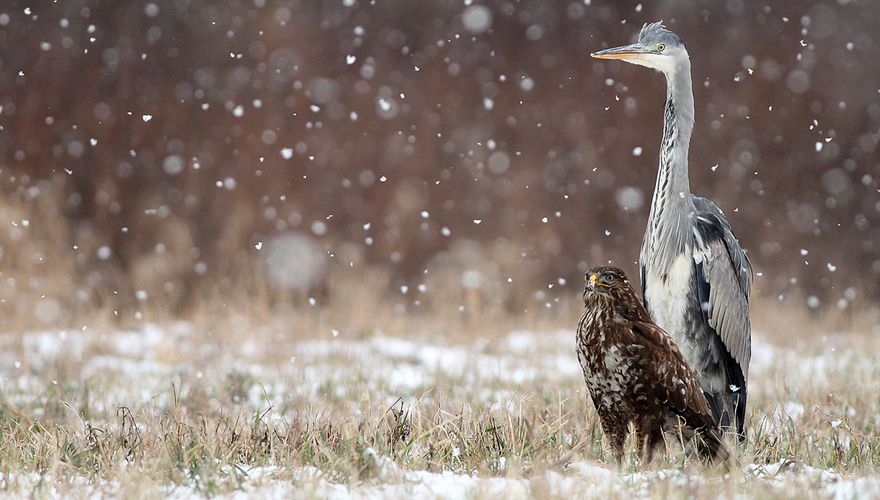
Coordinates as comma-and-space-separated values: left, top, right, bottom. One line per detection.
591, 22, 752, 440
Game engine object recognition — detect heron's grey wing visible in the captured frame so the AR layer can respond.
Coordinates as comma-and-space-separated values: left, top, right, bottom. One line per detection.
691, 196, 752, 380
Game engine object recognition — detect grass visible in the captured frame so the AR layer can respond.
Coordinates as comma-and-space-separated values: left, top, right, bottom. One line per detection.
0, 299, 878, 498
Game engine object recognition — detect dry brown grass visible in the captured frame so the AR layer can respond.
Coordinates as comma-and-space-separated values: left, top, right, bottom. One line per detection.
0, 288, 878, 498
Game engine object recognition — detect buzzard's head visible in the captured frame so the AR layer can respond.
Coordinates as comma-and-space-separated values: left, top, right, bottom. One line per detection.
584, 266, 639, 307
583, 265, 651, 325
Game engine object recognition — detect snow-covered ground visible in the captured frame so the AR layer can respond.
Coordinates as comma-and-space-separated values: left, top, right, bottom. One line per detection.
256, 460, 880, 499
4, 451, 879, 499
4, 324, 870, 408
0, 324, 877, 498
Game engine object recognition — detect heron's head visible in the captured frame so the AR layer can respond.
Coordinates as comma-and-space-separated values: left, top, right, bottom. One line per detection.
591, 21, 688, 75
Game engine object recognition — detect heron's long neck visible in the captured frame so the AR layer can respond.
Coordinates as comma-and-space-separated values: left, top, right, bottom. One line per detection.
643, 64, 695, 272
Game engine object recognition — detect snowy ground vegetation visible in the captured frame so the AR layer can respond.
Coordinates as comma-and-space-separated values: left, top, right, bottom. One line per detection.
0, 309, 877, 498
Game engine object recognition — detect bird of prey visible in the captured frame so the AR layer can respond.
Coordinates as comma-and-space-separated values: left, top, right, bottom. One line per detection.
591, 22, 753, 439
576, 266, 729, 464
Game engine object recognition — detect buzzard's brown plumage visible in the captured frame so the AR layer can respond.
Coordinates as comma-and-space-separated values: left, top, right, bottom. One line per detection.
576, 266, 729, 463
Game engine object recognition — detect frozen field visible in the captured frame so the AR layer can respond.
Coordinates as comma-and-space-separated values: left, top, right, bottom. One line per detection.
0, 323, 878, 498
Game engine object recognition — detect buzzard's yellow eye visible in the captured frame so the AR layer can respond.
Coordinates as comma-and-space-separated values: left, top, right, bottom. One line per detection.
657, 43, 665, 52
605, 275, 615, 283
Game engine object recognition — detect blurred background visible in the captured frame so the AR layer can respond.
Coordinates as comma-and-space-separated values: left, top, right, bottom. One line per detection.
1, 0, 878, 329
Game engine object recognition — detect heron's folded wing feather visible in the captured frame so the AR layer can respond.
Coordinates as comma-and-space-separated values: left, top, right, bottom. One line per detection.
692, 197, 752, 381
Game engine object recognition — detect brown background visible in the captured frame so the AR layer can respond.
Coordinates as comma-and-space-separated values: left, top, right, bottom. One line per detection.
1, 0, 878, 323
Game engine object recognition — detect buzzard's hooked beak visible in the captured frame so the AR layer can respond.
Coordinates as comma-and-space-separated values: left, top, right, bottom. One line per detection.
587, 274, 598, 290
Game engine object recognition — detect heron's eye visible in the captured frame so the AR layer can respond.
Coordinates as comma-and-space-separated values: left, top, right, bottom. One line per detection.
657, 43, 665, 52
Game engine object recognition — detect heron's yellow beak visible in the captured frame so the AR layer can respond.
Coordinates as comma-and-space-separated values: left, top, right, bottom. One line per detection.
591, 43, 650, 61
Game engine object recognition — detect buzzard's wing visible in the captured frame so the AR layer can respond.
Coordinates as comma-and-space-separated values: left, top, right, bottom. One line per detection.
629, 320, 715, 427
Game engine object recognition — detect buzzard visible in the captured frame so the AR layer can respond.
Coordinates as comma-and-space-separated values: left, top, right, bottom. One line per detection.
576, 266, 729, 463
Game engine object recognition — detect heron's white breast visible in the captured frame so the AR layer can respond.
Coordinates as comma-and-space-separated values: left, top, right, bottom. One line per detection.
644, 253, 693, 350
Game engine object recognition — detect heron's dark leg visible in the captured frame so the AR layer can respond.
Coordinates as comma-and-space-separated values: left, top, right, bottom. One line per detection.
704, 391, 723, 427
733, 390, 747, 442
717, 392, 735, 435
720, 408, 731, 432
